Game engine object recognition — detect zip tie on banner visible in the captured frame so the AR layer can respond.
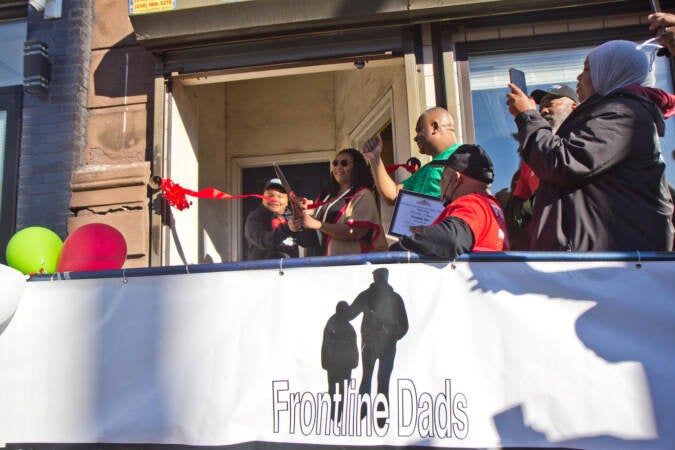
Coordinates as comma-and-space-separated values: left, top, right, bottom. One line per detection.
279, 258, 285, 276
636, 250, 642, 269
122, 268, 128, 284
185, 264, 190, 275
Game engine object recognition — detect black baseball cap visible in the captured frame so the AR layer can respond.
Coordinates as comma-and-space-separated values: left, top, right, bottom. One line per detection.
430, 144, 494, 184
530, 84, 578, 104
263, 178, 286, 193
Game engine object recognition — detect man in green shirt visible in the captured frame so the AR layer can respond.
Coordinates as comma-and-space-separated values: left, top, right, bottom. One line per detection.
361, 107, 460, 203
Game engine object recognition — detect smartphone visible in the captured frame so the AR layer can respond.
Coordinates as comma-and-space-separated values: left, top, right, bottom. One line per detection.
509, 68, 527, 95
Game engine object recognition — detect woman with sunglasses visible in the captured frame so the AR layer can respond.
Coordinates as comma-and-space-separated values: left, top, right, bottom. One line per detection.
296, 148, 388, 256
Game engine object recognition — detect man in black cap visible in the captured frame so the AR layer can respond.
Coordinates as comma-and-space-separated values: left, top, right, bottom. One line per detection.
507, 85, 578, 250
244, 178, 311, 260
389, 144, 509, 259
531, 85, 578, 130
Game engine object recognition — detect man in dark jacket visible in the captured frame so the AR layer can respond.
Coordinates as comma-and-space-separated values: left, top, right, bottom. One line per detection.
506, 85, 578, 250
507, 41, 674, 252
244, 178, 308, 260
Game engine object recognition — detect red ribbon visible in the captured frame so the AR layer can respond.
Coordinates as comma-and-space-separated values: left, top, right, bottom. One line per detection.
271, 217, 287, 229
386, 159, 421, 174
160, 178, 274, 211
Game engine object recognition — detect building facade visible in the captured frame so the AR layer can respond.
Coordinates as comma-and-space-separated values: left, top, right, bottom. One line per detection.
2, 0, 673, 268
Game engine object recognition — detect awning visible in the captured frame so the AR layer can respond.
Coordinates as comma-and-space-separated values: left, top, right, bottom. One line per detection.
128, 0, 644, 52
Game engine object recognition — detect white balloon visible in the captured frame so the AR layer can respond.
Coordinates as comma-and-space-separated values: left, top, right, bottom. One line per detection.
0, 263, 26, 333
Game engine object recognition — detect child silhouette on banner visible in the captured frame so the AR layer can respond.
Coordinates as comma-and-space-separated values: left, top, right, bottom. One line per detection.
321, 300, 358, 422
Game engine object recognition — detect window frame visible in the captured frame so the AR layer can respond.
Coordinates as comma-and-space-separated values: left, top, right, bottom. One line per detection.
0, 85, 22, 263
453, 25, 675, 146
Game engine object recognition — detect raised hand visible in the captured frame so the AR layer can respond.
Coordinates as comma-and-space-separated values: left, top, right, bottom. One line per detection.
648, 12, 675, 31
506, 83, 537, 117
361, 134, 383, 162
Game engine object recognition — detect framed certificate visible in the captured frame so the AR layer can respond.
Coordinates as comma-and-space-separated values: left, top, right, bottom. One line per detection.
389, 190, 445, 237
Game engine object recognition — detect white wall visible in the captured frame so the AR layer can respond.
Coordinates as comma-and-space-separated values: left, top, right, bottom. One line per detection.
225, 72, 336, 157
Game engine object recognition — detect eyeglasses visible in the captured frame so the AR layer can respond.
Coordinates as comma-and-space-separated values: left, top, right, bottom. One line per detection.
332, 159, 352, 167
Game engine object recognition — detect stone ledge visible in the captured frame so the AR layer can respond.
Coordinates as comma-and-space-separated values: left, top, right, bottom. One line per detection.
70, 185, 147, 209
71, 161, 150, 191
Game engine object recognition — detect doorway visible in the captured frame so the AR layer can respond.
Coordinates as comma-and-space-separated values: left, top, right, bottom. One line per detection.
163, 58, 413, 264
240, 161, 330, 259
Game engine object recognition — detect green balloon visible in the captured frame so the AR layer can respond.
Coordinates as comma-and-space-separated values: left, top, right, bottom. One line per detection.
5, 227, 63, 275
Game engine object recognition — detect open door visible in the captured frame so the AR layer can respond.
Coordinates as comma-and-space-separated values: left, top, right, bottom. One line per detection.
158, 57, 419, 264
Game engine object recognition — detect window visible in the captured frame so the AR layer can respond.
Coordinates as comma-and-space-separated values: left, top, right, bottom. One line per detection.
0, 19, 26, 86
0, 86, 21, 262
464, 41, 675, 194
0, 18, 25, 261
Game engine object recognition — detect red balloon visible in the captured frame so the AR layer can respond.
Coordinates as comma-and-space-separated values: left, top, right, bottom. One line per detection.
57, 223, 127, 272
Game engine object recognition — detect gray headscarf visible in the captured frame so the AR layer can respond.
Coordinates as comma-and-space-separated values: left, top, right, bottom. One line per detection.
588, 40, 652, 96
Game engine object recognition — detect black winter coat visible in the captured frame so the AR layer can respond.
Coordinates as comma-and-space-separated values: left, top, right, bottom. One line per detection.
516, 89, 674, 251
244, 206, 298, 260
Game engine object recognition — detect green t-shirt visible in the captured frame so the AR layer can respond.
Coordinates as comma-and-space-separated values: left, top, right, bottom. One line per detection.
400, 143, 461, 198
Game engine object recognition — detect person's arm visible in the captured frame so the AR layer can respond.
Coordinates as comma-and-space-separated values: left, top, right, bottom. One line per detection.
300, 214, 369, 241
361, 135, 403, 204
515, 98, 646, 188
293, 227, 320, 248
389, 216, 475, 259
506, 83, 537, 117
287, 214, 320, 248
299, 189, 374, 241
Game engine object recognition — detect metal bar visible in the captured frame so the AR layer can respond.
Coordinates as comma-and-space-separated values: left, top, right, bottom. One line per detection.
28, 251, 675, 282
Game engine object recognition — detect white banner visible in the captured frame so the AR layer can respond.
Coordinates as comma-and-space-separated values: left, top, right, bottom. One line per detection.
0, 264, 25, 334
1, 260, 674, 449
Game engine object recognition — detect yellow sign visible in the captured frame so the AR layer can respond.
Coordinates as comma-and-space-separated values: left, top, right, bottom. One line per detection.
129, 0, 175, 14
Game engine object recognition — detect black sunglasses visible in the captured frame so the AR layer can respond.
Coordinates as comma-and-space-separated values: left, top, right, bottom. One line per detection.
332, 159, 352, 167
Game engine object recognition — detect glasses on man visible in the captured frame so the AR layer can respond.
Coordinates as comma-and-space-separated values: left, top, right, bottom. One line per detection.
332, 159, 352, 167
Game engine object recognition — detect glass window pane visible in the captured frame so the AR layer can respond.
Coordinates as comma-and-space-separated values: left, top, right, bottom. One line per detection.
468, 44, 675, 193
0, 19, 26, 87
0, 109, 6, 211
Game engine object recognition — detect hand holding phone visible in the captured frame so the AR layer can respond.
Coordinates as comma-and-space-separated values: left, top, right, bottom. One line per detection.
509, 68, 527, 95
506, 68, 536, 117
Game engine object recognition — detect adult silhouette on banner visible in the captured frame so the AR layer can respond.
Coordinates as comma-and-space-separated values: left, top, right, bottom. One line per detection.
348, 268, 408, 421
321, 268, 409, 424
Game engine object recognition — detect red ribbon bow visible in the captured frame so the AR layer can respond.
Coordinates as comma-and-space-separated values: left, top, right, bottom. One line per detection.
160, 178, 273, 211
385, 157, 421, 175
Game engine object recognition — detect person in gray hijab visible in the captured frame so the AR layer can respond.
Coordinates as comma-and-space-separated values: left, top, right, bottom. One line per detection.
506, 40, 674, 251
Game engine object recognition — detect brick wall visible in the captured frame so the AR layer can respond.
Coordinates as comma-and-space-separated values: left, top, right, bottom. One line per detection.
18, 0, 93, 238
18, 0, 155, 268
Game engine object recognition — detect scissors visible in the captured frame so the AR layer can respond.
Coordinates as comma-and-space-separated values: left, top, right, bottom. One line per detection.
273, 163, 305, 221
